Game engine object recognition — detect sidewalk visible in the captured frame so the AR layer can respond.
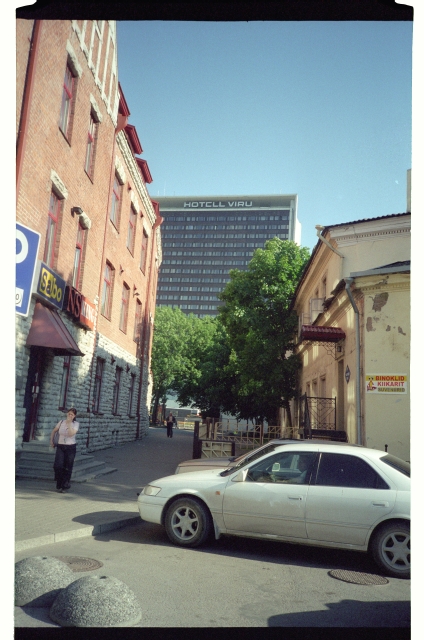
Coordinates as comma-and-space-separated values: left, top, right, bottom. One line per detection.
15, 427, 194, 552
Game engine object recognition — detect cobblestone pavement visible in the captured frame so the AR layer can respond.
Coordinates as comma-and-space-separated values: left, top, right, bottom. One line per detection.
15, 427, 194, 552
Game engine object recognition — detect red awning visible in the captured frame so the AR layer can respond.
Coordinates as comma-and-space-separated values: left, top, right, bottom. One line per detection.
26, 302, 84, 356
300, 325, 345, 343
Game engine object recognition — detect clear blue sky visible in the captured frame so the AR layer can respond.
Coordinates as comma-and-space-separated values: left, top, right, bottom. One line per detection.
116, 20, 412, 252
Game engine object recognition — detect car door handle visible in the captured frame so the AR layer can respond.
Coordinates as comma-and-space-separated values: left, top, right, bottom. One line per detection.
373, 501, 389, 507
288, 496, 303, 501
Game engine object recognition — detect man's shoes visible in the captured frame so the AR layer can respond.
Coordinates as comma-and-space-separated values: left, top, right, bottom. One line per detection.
57, 488, 64, 493
63, 482, 71, 490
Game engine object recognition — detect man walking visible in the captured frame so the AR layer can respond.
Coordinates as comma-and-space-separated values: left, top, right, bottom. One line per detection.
166, 413, 174, 438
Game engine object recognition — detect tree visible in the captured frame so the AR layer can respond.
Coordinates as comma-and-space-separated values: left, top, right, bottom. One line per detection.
150, 307, 219, 422
150, 306, 190, 423
217, 238, 310, 426
174, 320, 235, 419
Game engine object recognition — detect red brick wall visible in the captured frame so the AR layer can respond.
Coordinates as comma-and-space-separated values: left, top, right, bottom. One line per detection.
16, 20, 34, 137
16, 19, 158, 361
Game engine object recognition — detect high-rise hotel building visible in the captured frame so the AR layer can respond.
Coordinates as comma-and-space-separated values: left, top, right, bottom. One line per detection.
155, 194, 300, 317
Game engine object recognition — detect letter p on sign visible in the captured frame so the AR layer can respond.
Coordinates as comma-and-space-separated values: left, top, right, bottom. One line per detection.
16, 223, 41, 317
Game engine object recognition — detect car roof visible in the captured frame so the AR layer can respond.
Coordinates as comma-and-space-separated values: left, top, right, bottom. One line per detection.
272, 441, 385, 457
273, 438, 360, 446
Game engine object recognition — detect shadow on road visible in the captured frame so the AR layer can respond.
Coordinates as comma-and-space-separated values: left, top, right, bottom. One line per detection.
268, 599, 410, 627
92, 519, 405, 582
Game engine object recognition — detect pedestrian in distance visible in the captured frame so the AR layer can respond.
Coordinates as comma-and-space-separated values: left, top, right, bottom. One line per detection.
50, 407, 79, 493
166, 413, 174, 438
173, 415, 178, 430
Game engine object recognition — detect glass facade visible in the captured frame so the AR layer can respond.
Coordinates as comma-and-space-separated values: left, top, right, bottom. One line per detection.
155, 195, 299, 317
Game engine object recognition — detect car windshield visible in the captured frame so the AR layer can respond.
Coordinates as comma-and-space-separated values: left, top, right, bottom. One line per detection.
220, 442, 280, 476
380, 454, 410, 477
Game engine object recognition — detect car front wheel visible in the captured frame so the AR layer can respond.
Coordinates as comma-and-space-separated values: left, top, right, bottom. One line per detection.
165, 497, 212, 547
370, 521, 410, 579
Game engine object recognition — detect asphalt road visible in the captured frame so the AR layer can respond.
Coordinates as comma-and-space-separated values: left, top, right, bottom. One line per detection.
14, 518, 411, 629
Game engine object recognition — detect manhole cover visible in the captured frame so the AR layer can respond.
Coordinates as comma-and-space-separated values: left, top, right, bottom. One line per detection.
329, 570, 389, 585
53, 556, 104, 572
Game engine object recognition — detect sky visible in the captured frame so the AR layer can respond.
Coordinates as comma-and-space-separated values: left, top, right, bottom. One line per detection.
115, 20, 413, 252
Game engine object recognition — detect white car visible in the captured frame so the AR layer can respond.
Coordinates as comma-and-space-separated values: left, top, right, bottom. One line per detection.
138, 442, 410, 578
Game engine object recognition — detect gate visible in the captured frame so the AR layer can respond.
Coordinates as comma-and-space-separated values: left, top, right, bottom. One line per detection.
299, 394, 337, 439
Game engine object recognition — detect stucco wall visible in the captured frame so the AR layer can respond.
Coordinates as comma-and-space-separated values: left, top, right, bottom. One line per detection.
360, 272, 410, 461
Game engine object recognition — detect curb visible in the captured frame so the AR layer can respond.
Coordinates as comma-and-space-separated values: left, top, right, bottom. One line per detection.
15, 515, 140, 553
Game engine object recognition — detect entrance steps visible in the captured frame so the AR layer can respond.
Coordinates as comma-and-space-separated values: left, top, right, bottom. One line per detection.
15, 441, 117, 482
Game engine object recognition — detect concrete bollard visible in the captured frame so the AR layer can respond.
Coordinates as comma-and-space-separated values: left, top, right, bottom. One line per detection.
49, 574, 142, 627
15, 556, 75, 607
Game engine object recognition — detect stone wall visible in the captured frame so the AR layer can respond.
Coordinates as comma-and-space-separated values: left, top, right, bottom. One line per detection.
15, 299, 150, 454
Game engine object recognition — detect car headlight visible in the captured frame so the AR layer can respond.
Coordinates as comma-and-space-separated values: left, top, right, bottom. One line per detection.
143, 485, 162, 496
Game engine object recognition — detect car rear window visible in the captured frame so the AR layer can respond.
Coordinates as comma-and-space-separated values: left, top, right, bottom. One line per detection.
380, 454, 410, 477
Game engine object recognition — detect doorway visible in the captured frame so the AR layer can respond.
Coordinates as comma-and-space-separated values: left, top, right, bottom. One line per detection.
22, 347, 47, 441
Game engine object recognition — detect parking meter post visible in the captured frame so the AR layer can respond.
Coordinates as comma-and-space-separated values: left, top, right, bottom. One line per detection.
193, 421, 200, 459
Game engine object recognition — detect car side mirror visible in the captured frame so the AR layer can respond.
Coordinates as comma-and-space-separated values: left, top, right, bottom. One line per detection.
232, 469, 248, 483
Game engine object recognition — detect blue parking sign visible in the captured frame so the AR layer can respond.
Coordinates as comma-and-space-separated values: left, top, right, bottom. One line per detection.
16, 222, 41, 317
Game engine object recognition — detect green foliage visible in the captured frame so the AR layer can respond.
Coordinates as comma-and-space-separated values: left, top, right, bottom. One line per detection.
150, 239, 309, 424
175, 321, 235, 419
217, 238, 310, 423
150, 306, 189, 407
150, 307, 218, 420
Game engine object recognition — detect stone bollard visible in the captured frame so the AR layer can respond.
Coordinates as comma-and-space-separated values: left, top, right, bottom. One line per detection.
15, 556, 75, 607
49, 574, 142, 627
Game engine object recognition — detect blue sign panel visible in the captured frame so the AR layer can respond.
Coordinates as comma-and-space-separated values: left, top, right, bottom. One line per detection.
34, 261, 66, 310
16, 223, 41, 317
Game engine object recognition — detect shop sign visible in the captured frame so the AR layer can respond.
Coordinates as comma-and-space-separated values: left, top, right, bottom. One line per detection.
64, 285, 96, 330
33, 261, 65, 310
365, 374, 408, 394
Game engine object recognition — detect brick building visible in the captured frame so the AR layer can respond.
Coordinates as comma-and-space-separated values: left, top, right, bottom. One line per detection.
16, 19, 162, 470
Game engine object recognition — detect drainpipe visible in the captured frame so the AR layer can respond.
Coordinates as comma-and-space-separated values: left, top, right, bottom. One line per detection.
17, 20, 42, 196
315, 225, 344, 258
136, 209, 163, 438
345, 278, 362, 445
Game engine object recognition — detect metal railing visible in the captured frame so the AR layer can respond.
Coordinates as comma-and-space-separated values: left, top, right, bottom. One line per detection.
299, 394, 338, 439
193, 419, 288, 456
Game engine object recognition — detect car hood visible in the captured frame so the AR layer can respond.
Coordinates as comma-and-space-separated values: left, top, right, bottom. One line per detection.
147, 467, 229, 487
177, 457, 232, 468
179, 456, 231, 466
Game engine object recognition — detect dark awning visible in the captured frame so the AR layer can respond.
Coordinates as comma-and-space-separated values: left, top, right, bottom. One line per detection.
26, 302, 84, 356
300, 325, 345, 343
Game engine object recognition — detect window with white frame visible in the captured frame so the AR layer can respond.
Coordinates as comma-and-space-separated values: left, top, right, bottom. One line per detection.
44, 190, 62, 268
119, 283, 130, 333
110, 173, 123, 229
84, 110, 99, 178
72, 222, 86, 289
140, 229, 148, 273
59, 64, 75, 138
127, 205, 137, 255
310, 297, 325, 323
101, 261, 114, 319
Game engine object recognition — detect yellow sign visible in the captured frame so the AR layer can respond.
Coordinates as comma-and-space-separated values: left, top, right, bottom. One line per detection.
366, 374, 408, 394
